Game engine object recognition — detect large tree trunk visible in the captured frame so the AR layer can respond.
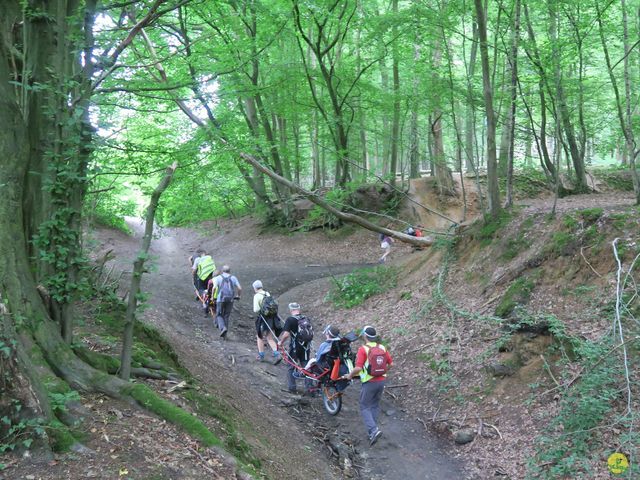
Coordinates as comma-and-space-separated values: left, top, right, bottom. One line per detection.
431, 33, 456, 196
1, 0, 126, 436
389, 0, 401, 187
504, 0, 521, 208
238, 152, 438, 246
474, 0, 501, 216
464, 21, 479, 172
548, 1, 588, 191
1, 1, 228, 455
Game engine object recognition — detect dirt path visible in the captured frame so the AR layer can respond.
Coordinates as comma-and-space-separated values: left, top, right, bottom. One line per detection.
108, 217, 468, 479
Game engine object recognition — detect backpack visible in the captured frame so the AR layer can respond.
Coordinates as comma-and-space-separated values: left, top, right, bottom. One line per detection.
366, 344, 389, 377
260, 293, 278, 318
219, 275, 234, 302
294, 315, 313, 344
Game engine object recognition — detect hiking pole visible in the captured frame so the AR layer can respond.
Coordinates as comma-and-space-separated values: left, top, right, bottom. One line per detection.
261, 316, 299, 365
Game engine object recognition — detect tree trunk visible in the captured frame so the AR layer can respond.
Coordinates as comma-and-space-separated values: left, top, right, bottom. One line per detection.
548, 1, 588, 191
522, 4, 557, 183
0, 1, 168, 448
474, 0, 500, 216
464, 21, 479, 172
238, 151, 438, 246
504, 0, 521, 208
311, 110, 321, 189
597, 0, 640, 203
389, 0, 401, 187
355, 0, 368, 182
431, 35, 456, 195
292, 0, 354, 186
121, 163, 177, 381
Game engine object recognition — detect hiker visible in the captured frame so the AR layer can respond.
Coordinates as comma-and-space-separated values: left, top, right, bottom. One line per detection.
202, 268, 221, 318
278, 303, 314, 394
192, 249, 216, 297
379, 234, 394, 263
341, 325, 392, 446
188, 251, 201, 297
252, 280, 281, 364
303, 324, 341, 374
309, 324, 341, 370
405, 225, 425, 251
211, 266, 241, 338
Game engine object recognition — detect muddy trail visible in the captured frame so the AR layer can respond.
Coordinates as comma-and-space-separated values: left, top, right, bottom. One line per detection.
101, 217, 468, 480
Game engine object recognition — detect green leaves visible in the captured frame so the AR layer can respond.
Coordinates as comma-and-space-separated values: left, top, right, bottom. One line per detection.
327, 265, 398, 308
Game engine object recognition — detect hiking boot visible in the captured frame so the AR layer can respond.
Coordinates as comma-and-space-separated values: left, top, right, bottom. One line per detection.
369, 429, 382, 446
220, 328, 227, 338
256, 353, 265, 361
272, 352, 282, 365
288, 388, 298, 394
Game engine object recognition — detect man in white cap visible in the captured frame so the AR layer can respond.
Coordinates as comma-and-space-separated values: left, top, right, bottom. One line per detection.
252, 280, 281, 363
342, 325, 392, 446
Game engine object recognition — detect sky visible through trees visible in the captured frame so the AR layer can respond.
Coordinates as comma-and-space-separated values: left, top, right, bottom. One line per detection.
85, 0, 640, 226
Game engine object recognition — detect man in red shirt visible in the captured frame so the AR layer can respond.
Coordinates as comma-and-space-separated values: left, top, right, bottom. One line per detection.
342, 325, 392, 446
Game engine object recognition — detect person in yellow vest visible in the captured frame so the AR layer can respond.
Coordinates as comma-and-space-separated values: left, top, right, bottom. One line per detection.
191, 249, 216, 297
342, 325, 392, 446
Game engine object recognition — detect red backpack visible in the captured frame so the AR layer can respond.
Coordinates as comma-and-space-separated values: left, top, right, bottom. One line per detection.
366, 344, 389, 377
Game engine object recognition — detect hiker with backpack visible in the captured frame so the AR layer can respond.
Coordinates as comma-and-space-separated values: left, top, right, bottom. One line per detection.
277, 302, 314, 395
211, 265, 241, 338
192, 249, 216, 297
405, 225, 426, 251
341, 325, 392, 446
379, 233, 394, 264
252, 280, 282, 364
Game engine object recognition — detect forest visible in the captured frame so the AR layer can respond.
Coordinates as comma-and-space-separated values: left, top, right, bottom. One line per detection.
1, 0, 639, 478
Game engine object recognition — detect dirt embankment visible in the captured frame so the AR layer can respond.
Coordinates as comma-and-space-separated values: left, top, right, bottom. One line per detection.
308, 188, 638, 479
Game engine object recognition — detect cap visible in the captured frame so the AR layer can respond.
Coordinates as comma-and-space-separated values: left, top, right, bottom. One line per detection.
362, 325, 377, 339
323, 325, 340, 338
288, 302, 301, 311
252, 280, 263, 290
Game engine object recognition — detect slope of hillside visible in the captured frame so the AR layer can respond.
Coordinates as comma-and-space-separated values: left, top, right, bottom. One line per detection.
305, 184, 639, 479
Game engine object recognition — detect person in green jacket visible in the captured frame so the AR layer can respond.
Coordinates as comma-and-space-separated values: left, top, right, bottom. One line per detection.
191, 249, 216, 297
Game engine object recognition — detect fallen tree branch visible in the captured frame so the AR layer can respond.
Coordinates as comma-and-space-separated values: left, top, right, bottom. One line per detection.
484, 422, 503, 440
580, 246, 603, 278
539, 354, 561, 387
238, 152, 436, 247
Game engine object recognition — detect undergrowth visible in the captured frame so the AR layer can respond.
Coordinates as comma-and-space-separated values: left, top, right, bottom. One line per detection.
327, 265, 398, 308
427, 227, 639, 479
71, 285, 262, 475
526, 322, 639, 479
